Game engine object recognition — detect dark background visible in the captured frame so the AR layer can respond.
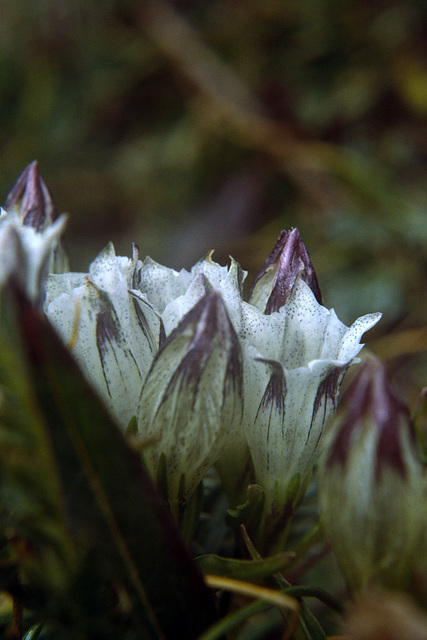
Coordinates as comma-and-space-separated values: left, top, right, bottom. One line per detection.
1, 0, 426, 406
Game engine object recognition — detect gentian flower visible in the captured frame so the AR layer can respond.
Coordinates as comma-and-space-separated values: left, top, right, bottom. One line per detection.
318, 357, 425, 592
45, 243, 163, 429
237, 231, 381, 550
46, 250, 245, 507
249, 228, 322, 312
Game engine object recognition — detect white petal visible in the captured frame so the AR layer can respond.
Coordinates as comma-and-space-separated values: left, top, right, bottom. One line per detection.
138, 257, 192, 313
189, 252, 230, 289
45, 272, 86, 301
338, 312, 382, 362
162, 272, 212, 334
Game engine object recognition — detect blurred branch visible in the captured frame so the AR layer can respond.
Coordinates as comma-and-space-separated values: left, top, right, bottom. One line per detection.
129, 0, 417, 221
129, 1, 341, 179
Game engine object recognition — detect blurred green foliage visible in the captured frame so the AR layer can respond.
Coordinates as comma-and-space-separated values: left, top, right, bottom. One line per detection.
1, 0, 427, 401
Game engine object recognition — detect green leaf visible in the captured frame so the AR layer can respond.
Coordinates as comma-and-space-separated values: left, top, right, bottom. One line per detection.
0, 284, 218, 639
0, 297, 76, 599
271, 578, 328, 640
241, 528, 327, 640
196, 552, 294, 581
284, 586, 343, 614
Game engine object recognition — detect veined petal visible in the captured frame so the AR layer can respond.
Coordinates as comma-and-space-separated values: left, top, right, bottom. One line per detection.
138, 291, 244, 502
89, 242, 163, 355
160, 259, 246, 337
2, 162, 69, 274
245, 354, 348, 511
45, 261, 163, 427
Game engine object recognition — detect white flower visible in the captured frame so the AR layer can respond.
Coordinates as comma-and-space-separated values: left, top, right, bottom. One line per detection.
45, 244, 163, 428
44, 248, 242, 431
5, 164, 383, 521
242, 278, 381, 514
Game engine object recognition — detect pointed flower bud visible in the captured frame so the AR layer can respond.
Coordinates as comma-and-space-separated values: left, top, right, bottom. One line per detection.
137, 291, 244, 506
0, 163, 69, 305
318, 357, 425, 592
4, 160, 58, 231
44, 243, 163, 428
249, 228, 322, 314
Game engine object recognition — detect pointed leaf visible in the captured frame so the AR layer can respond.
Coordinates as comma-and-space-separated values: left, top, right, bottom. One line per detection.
3, 284, 218, 639
196, 552, 294, 581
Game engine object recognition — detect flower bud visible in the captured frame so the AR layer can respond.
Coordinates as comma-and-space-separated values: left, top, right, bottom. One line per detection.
249, 228, 322, 314
0, 163, 69, 305
4, 160, 58, 231
137, 291, 244, 505
318, 357, 425, 592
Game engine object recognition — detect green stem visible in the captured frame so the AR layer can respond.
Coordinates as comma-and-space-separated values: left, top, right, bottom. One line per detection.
197, 599, 271, 640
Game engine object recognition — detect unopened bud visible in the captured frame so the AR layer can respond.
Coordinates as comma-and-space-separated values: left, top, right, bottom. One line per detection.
249, 228, 321, 313
138, 291, 244, 505
318, 357, 425, 592
4, 160, 58, 231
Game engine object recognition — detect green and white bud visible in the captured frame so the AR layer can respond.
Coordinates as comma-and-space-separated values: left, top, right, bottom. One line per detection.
318, 357, 425, 593
138, 291, 244, 506
3, 160, 68, 274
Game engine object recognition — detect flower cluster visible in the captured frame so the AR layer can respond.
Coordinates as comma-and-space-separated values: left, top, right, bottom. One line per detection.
1, 163, 381, 536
